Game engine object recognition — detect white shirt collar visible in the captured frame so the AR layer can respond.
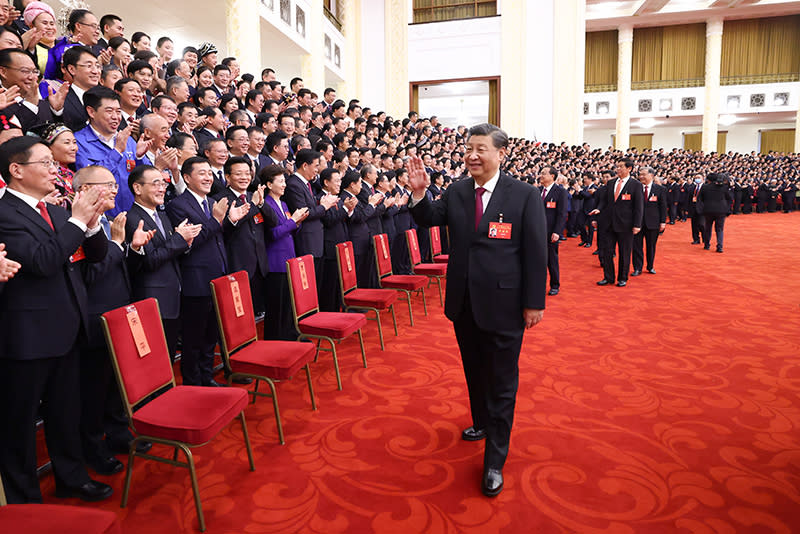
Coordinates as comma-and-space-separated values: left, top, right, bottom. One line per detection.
89, 125, 115, 148
134, 202, 158, 218
71, 84, 87, 103
187, 187, 207, 207
475, 169, 500, 193
5, 187, 42, 209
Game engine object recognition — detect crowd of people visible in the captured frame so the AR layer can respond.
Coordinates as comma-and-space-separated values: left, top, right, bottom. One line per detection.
0, 1, 797, 509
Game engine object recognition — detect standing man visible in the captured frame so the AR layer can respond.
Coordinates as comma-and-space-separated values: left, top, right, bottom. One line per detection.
408, 123, 547, 497
688, 174, 705, 245
592, 158, 643, 287
632, 167, 667, 276
538, 165, 568, 296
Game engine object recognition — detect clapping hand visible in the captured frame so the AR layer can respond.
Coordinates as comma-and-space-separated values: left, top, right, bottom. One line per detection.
406, 156, 430, 198
130, 219, 157, 250
0, 243, 21, 282
228, 201, 251, 223
175, 219, 201, 245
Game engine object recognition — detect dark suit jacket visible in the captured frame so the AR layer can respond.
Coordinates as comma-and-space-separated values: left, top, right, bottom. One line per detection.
596, 177, 644, 233
4, 100, 54, 133
82, 235, 133, 348
642, 183, 668, 230
356, 181, 384, 236
341, 190, 371, 256
125, 203, 188, 319
214, 188, 278, 277
697, 182, 733, 216
62, 87, 89, 132
320, 195, 348, 259
541, 184, 568, 236
410, 173, 547, 332
164, 190, 228, 297
193, 128, 222, 152
0, 192, 107, 359
284, 173, 327, 257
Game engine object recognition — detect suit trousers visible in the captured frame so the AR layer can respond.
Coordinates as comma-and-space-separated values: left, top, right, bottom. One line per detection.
546, 239, 560, 289
391, 234, 411, 275
603, 231, 633, 283
80, 344, 132, 462
179, 296, 219, 385
702, 214, 726, 249
691, 211, 705, 243
453, 292, 524, 470
264, 272, 299, 341
580, 217, 595, 246
0, 348, 90, 503
320, 257, 342, 312
163, 317, 180, 362
632, 228, 660, 272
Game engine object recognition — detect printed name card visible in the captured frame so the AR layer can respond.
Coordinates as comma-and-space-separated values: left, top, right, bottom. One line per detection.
229, 276, 244, 317
126, 305, 151, 358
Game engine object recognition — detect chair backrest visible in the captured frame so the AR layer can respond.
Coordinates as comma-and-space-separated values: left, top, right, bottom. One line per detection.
101, 299, 174, 415
430, 226, 442, 256
405, 228, 422, 266
335, 241, 358, 295
373, 233, 393, 278
210, 271, 257, 359
286, 255, 319, 320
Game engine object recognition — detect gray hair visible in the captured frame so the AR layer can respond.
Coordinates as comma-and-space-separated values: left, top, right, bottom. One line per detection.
467, 123, 508, 149
640, 166, 656, 177
73, 165, 112, 190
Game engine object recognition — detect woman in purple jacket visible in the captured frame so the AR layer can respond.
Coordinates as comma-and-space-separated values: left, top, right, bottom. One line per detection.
262, 165, 308, 340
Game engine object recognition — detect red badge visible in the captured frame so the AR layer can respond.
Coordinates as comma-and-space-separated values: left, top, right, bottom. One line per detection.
546, 201, 556, 209
69, 245, 86, 263
649, 196, 658, 202
488, 222, 512, 239
126, 159, 135, 172
253, 213, 264, 224
621, 194, 631, 201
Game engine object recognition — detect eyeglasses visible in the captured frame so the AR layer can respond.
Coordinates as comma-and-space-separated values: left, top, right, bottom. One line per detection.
76, 21, 100, 31
3, 66, 40, 77
19, 159, 57, 168
143, 180, 168, 188
84, 181, 120, 190
76, 62, 102, 71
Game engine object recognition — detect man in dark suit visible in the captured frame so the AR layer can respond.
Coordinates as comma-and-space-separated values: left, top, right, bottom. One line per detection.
592, 158, 643, 287
0, 48, 68, 133
340, 170, 374, 289
687, 175, 705, 245
538, 165, 568, 296
632, 167, 667, 275
0, 136, 112, 503
318, 168, 355, 311
356, 164, 386, 287
164, 156, 250, 386
409, 123, 547, 498
283, 148, 338, 292
126, 165, 199, 358
61, 45, 101, 132
578, 173, 597, 247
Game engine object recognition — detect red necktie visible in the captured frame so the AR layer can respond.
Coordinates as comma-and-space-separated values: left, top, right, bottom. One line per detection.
645, 184, 649, 198
614, 179, 623, 201
475, 187, 486, 230
37, 201, 54, 230
239, 193, 246, 204
307, 182, 314, 198
541, 187, 546, 200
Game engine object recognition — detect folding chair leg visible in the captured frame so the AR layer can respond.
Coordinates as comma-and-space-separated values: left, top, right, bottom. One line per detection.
375, 309, 385, 351
183, 445, 205, 532
264, 379, 284, 445
251, 379, 260, 404
305, 364, 317, 410
239, 412, 255, 470
121, 442, 137, 508
436, 277, 443, 306
329, 338, 342, 390
404, 290, 415, 326
390, 304, 399, 336
358, 329, 367, 368
172, 447, 179, 461
421, 287, 428, 316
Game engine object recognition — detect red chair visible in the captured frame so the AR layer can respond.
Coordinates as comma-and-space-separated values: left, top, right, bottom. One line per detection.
406, 228, 447, 306
101, 298, 254, 532
373, 233, 429, 326
0, 475, 121, 534
336, 241, 399, 351
210, 271, 317, 445
286, 255, 368, 391
430, 226, 449, 264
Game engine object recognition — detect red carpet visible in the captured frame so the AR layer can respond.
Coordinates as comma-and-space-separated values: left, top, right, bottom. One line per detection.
39, 212, 800, 533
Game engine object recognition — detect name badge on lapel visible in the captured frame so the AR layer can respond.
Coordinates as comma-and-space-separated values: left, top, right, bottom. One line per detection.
621, 194, 631, 201
488, 214, 511, 239
253, 213, 264, 224
649, 196, 658, 202
70, 245, 86, 263
546, 201, 556, 209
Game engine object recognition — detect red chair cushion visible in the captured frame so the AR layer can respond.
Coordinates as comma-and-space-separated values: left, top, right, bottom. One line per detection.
0, 504, 120, 534
132, 386, 248, 444
380, 274, 428, 290
433, 255, 449, 264
344, 288, 399, 309
413, 263, 447, 276
230, 340, 315, 380
298, 312, 367, 338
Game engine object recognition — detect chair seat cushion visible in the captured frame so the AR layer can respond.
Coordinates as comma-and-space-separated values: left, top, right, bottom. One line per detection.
230, 340, 315, 380
433, 255, 449, 264
298, 311, 367, 338
0, 505, 120, 534
413, 263, 447, 275
344, 288, 399, 309
132, 386, 248, 444
380, 274, 428, 290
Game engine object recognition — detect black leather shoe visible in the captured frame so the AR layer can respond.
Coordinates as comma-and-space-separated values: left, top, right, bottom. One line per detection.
548, 288, 559, 296
231, 376, 253, 385
616, 281, 627, 287
647, 268, 656, 274
716, 248, 723, 253
691, 240, 700, 245
461, 426, 486, 441
577, 242, 586, 247
703, 245, 710, 250
592, 250, 599, 255
55, 480, 113, 502
203, 379, 226, 387
89, 456, 124, 476
481, 468, 504, 497
584, 243, 592, 248
596, 279, 611, 286
108, 439, 153, 455
631, 270, 641, 277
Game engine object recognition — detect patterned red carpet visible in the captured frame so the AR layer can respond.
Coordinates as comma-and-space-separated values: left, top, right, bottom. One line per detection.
40, 212, 800, 534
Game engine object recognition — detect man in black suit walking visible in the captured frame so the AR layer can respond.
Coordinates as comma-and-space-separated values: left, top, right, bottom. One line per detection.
0, 136, 112, 503
592, 158, 643, 287
632, 167, 667, 275
409, 123, 547, 497
538, 165, 568, 296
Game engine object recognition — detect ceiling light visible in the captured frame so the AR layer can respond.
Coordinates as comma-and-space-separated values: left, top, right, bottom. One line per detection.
636, 118, 657, 129
718, 114, 739, 126
727, 95, 740, 110
773, 93, 789, 106
659, 99, 672, 112
596, 102, 610, 115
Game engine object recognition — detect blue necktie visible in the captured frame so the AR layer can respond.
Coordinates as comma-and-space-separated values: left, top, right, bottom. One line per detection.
202, 198, 211, 218
153, 211, 166, 237
100, 216, 111, 239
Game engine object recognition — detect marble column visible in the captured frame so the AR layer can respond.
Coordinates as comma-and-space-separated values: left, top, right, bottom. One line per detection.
383, 0, 409, 118
500, 1, 527, 136
551, 0, 586, 145
339, 0, 362, 101
615, 25, 633, 150
701, 18, 723, 153
300, 0, 326, 93
225, 0, 261, 76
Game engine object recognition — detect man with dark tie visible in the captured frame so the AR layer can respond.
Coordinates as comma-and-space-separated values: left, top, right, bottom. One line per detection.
340, 170, 374, 289
538, 165, 568, 296
408, 123, 547, 498
356, 164, 386, 287
74, 166, 156, 476
164, 156, 250, 386
318, 167, 355, 311
283, 148, 338, 292
126, 165, 200, 359
687, 174, 705, 246
592, 158, 643, 287
632, 166, 667, 276
203, 138, 229, 196
0, 136, 113, 503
